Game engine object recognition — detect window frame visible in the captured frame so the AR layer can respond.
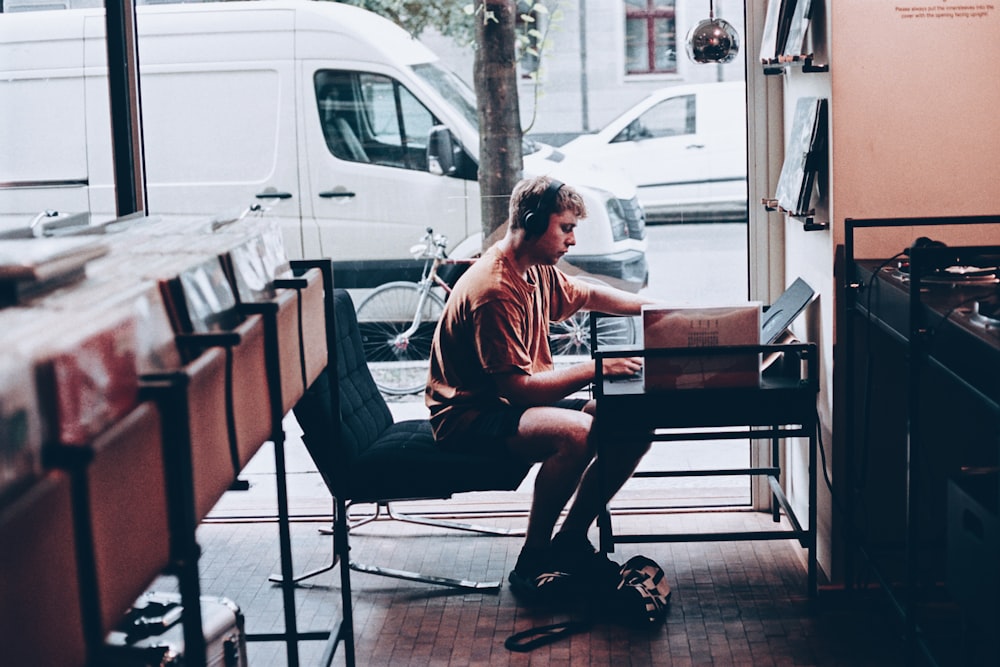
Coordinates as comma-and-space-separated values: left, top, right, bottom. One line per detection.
624, 0, 678, 76
313, 69, 440, 172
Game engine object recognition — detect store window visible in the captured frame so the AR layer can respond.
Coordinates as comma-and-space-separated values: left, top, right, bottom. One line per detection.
625, 0, 677, 75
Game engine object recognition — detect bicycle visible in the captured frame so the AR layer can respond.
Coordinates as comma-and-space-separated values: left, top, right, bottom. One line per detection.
355, 227, 637, 395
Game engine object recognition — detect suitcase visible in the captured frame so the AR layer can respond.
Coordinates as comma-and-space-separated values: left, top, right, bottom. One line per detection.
101, 591, 248, 667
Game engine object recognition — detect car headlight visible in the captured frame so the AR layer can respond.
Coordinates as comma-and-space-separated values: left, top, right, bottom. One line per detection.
606, 197, 629, 242
605, 196, 646, 242
619, 196, 646, 241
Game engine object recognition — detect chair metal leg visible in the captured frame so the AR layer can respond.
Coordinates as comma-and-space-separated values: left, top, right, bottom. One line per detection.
347, 500, 512, 590
347, 560, 502, 590
323, 501, 527, 536
317, 501, 382, 535
384, 503, 525, 536
313, 500, 514, 591
265, 495, 356, 665
267, 547, 338, 587
269, 498, 340, 587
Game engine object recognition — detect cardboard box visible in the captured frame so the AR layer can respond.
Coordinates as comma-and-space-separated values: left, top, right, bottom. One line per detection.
643, 303, 762, 390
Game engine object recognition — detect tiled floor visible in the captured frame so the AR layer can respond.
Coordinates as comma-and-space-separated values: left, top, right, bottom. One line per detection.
139, 401, 986, 667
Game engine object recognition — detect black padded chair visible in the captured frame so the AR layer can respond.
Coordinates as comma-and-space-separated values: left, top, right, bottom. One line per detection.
285, 288, 532, 590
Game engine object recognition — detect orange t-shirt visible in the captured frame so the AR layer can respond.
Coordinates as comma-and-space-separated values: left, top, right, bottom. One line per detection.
426, 244, 590, 443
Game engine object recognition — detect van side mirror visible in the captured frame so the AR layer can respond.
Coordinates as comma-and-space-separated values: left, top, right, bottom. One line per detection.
427, 125, 457, 176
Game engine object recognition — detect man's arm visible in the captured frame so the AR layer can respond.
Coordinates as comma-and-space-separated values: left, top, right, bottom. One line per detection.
583, 281, 657, 316
492, 280, 651, 407
494, 363, 595, 407
494, 356, 643, 407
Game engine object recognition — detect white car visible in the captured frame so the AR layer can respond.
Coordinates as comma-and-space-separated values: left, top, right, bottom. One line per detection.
561, 81, 747, 224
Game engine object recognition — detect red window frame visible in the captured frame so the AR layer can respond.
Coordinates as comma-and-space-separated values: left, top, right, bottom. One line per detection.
625, 1, 677, 75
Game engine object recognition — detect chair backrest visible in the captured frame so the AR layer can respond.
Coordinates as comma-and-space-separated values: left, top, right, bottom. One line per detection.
294, 289, 394, 491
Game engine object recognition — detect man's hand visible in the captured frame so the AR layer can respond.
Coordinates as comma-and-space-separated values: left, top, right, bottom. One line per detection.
602, 356, 643, 377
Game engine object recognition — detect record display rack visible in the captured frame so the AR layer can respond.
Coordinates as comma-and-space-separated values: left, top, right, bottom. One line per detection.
1, 241, 353, 666
156, 259, 351, 667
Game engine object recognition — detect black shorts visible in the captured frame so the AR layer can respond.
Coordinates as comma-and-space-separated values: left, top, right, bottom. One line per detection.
438, 397, 589, 451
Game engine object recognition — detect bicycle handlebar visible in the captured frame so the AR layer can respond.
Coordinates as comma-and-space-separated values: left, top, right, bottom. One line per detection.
410, 227, 449, 260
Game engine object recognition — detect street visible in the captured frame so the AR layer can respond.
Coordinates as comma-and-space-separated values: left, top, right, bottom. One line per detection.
642, 222, 749, 305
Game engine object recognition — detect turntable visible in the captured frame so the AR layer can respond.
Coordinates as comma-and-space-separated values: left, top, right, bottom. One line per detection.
894, 259, 999, 286
970, 297, 1000, 330
854, 256, 1000, 404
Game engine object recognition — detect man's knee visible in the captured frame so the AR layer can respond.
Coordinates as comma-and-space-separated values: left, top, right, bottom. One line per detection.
511, 407, 594, 460
553, 411, 594, 458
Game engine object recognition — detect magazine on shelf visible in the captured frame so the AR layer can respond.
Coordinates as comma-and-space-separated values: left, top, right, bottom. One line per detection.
47, 314, 139, 446
782, 0, 814, 59
642, 303, 763, 391
760, 0, 788, 62
30, 276, 181, 376
776, 0, 801, 59
0, 266, 89, 307
165, 256, 241, 334
226, 234, 278, 304
775, 96, 827, 215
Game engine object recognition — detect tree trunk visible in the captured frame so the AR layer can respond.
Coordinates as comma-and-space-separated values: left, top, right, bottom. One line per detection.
474, 1, 523, 250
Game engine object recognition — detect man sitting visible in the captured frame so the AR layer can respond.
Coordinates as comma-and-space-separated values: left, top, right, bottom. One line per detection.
426, 175, 656, 601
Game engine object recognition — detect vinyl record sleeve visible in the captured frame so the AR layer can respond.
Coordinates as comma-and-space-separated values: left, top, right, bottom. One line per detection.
642, 303, 762, 390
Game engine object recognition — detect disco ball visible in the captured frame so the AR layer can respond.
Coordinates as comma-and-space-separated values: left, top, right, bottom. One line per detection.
685, 17, 740, 64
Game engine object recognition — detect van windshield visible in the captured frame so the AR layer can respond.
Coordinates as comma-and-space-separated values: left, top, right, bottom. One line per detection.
410, 62, 540, 156
411, 63, 477, 129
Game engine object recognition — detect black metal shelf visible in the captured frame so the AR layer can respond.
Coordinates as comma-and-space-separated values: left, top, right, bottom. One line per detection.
762, 198, 828, 231
763, 54, 829, 75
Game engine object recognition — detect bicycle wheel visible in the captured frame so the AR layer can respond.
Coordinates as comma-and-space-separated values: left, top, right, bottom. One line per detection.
549, 310, 637, 357
355, 281, 446, 395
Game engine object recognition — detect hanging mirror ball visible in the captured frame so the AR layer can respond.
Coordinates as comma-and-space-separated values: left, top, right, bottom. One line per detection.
685, 18, 740, 64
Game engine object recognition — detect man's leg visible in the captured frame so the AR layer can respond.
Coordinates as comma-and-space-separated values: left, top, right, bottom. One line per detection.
505, 405, 594, 552
557, 402, 651, 541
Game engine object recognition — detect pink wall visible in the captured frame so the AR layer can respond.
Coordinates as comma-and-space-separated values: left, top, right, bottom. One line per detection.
830, 0, 1000, 255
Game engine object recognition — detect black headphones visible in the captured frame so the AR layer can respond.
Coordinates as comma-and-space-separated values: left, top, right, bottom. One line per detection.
522, 179, 564, 236
910, 236, 946, 250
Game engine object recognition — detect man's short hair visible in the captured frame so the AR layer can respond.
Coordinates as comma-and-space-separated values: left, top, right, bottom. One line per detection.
509, 176, 587, 232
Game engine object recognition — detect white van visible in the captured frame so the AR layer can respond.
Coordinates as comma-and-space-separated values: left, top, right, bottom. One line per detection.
0, 0, 648, 290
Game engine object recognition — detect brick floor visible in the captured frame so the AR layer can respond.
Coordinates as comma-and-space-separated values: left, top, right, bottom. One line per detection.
149, 513, 912, 667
